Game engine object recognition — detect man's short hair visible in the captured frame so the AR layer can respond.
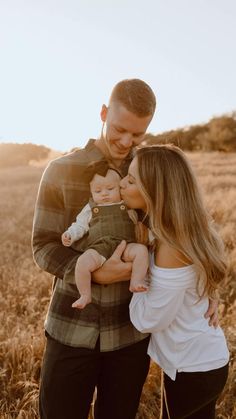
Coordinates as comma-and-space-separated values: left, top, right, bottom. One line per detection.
109, 79, 156, 117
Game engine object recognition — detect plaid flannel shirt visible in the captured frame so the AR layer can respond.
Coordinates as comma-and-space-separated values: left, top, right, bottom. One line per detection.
32, 139, 149, 350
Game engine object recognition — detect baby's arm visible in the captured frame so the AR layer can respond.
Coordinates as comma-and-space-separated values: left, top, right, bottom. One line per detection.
61, 203, 91, 246
122, 243, 149, 292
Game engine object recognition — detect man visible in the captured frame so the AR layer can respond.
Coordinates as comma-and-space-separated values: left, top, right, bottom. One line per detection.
32, 79, 156, 419
32, 78, 217, 419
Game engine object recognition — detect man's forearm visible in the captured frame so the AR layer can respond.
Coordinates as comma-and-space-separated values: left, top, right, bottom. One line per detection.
92, 268, 131, 284
32, 159, 83, 283
32, 230, 81, 281
92, 241, 132, 285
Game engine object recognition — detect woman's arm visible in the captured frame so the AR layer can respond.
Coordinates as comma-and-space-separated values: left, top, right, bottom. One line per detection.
156, 243, 219, 327
130, 280, 186, 333
130, 244, 191, 332
130, 244, 219, 332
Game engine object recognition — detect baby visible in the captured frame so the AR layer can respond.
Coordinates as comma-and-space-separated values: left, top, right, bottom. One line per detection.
61, 169, 149, 309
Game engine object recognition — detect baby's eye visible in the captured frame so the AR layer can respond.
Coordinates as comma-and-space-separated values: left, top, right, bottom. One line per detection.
108, 187, 114, 190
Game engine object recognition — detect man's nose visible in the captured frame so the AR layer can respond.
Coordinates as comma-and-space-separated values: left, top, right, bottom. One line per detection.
119, 133, 133, 148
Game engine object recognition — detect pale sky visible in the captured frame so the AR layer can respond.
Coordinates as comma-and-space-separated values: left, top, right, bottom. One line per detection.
0, 0, 236, 152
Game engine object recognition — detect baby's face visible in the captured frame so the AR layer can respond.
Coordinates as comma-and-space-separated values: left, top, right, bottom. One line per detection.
90, 170, 121, 204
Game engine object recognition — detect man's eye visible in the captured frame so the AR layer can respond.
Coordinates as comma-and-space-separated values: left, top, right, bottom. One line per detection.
108, 187, 114, 190
115, 127, 124, 133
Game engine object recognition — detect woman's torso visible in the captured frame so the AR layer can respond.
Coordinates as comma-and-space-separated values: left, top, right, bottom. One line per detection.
130, 252, 229, 380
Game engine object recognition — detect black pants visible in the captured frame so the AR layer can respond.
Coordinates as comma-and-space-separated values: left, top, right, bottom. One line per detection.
163, 363, 229, 419
39, 334, 150, 419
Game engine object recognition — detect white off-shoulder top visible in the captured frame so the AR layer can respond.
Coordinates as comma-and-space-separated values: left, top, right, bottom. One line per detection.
129, 253, 229, 380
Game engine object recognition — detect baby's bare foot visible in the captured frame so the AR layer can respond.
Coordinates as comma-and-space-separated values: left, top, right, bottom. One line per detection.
72, 295, 91, 309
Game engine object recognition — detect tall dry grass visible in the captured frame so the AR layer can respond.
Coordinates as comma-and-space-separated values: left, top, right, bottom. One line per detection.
0, 153, 235, 419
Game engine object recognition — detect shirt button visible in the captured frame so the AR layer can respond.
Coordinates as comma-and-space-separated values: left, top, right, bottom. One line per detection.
93, 207, 99, 213
120, 204, 126, 210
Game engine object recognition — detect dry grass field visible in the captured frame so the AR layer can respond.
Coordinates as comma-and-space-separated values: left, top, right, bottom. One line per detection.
0, 152, 235, 419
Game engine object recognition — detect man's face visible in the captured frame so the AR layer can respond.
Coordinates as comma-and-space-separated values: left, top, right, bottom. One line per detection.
100, 103, 153, 161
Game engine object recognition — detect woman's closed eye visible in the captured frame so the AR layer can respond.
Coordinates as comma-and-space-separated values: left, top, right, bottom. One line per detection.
127, 174, 135, 184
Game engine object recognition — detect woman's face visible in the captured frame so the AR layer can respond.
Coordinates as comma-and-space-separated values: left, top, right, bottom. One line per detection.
120, 157, 147, 211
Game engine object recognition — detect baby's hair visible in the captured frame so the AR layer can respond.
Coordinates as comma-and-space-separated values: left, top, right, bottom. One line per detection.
107, 167, 122, 179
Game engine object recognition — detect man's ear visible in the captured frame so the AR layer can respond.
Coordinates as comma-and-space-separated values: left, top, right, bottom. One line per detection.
100, 104, 108, 122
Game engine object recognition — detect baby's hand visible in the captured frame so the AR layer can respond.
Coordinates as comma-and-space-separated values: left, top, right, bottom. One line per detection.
61, 232, 72, 246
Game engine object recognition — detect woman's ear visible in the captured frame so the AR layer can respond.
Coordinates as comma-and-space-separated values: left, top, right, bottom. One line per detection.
100, 104, 108, 122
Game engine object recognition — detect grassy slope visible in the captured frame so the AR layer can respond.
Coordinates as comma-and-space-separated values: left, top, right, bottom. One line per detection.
0, 154, 235, 418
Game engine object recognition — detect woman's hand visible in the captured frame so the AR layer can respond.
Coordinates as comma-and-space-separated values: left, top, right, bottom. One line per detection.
204, 297, 219, 328
92, 240, 132, 285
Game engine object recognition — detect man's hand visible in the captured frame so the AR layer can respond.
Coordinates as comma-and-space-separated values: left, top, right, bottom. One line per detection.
204, 298, 219, 328
92, 240, 132, 285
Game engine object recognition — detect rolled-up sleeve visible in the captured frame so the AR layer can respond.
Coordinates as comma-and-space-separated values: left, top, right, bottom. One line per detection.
32, 161, 81, 281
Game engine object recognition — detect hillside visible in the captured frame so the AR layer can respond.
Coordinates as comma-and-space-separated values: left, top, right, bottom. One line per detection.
145, 112, 236, 152
0, 143, 51, 168
1, 112, 236, 169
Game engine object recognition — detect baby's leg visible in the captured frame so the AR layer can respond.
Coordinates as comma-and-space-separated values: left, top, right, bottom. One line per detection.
72, 249, 106, 309
123, 243, 149, 292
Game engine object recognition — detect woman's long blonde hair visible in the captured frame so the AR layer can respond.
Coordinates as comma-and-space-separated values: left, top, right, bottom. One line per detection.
136, 144, 226, 298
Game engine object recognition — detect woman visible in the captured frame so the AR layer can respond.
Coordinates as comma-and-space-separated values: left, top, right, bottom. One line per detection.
120, 144, 229, 419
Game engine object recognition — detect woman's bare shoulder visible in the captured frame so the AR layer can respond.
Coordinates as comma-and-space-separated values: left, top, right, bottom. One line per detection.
155, 243, 193, 268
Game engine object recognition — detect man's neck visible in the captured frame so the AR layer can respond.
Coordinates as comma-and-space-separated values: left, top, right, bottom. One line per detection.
94, 138, 122, 168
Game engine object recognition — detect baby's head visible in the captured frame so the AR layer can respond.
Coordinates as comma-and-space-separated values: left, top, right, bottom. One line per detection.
90, 169, 121, 204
